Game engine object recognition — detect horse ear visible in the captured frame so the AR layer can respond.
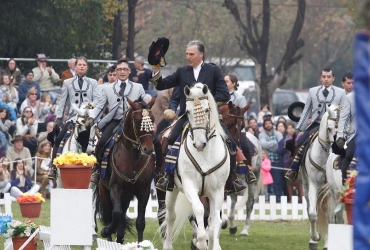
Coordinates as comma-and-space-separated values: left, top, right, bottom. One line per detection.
184, 85, 190, 96
147, 97, 156, 108
127, 98, 134, 108
202, 84, 208, 95
227, 101, 233, 110
71, 103, 85, 116
241, 102, 252, 115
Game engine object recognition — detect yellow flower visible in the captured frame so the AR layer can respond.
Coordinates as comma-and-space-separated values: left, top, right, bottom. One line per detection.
53, 152, 97, 167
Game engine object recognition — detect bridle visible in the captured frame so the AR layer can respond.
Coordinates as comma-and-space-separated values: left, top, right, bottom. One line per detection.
122, 108, 154, 150
186, 96, 216, 142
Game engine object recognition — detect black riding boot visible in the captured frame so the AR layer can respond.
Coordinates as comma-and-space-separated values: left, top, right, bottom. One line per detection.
341, 159, 350, 185
155, 172, 174, 192
244, 160, 257, 184
225, 154, 247, 194
48, 145, 59, 180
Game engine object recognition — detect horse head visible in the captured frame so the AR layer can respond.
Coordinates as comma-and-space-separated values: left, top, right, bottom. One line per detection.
125, 96, 156, 156
324, 105, 338, 144
219, 101, 251, 143
70, 102, 92, 127
184, 83, 225, 152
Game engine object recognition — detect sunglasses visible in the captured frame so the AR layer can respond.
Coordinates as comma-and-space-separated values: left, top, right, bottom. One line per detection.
24, 110, 32, 113
30, 93, 37, 96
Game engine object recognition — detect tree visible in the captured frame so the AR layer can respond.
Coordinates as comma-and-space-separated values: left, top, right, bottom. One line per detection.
223, 0, 306, 111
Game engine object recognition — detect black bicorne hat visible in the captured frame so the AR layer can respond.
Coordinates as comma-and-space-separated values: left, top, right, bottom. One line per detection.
288, 102, 305, 123
147, 37, 170, 66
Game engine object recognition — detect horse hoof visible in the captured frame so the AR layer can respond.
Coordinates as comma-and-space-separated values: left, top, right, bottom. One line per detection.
240, 228, 249, 236
221, 219, 228, 229
229, 227, 237, 235
101, 227, 110, 238
309, 242, 318, 250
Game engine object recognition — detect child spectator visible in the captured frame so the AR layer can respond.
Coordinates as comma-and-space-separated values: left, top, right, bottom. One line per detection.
261, 149, 273, 201
38, 92, 56, 132
9, 158, 40, 199
0, 74, 19, 110
257, 104, 270, 127
16, 107, 38, 156
0, 158, 11, 198
36, 140, 53, 198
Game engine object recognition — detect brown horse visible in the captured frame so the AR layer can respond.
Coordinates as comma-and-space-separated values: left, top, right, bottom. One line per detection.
94, 98, 156, 244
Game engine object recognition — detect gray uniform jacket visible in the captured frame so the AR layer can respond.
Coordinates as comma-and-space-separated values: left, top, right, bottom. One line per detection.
296, 85, 350, 131
90, 80, 146, 129
56, 76, 100, 122
337, 92, 356, 142
230, 91, 248, 120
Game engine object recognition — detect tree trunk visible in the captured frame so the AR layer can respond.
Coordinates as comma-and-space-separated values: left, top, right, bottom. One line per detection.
126, 0, 138, 60
112, 10, 123, 60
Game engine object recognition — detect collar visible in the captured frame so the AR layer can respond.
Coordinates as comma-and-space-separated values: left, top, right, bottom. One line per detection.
193, 61, 203, 71
321, 85, 332, 91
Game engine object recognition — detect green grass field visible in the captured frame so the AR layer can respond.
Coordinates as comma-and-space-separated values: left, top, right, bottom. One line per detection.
1, 200, 325, 250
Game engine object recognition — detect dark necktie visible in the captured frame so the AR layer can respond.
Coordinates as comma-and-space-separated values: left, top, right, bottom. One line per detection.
119, 81, 126, 97
323, 88, 329, 98
78, 77, 83, 89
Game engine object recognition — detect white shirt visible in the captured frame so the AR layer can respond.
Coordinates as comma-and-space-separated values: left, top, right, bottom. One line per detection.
193, 61, 203, 81
321, 85, 332, 92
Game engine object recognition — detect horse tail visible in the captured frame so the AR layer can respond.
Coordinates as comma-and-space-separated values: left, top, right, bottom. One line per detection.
317, 183, 335, 236
158, 192, 193, 243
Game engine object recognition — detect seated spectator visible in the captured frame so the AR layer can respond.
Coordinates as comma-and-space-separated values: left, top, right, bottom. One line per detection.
38, 121, 54, 144
18, 70, 41, 106
0, 102, 18, 122
38, 92, 56, 132
0, 74, 18, 110
9, 158, 40, 199
7, 136, 33, 178
0, 107, 16, 139
20, 88, 40, 116
0, 158, 11, 198
1, 58, 22, 88
16, 107, 38, 156
36, 140, 53, 198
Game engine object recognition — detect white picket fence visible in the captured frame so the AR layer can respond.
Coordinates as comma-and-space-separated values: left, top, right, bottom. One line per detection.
127, 195, 308, 221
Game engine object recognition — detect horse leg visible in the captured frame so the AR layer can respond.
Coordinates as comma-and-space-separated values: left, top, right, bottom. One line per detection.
156, 188, 167, 240
228, 192, 237, 235
92, 188, 97, 241
116, 196, 131, 244
307, 181, 320, 249
241, 182, 256, 236
98, 183, 114, 241
163, 189, 179, 250
136, 185, 151, 242
183, 186, 207, 250
207, 189, 224, 250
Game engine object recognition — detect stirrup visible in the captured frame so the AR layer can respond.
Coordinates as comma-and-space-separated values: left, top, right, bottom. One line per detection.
285, 170, 298, 182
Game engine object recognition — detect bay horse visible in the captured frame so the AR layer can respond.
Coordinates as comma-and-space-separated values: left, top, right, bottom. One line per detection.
301, 106, 339, 250
94, 97, 156, 244
218, 102, 263, 236
162, 83, 230, 250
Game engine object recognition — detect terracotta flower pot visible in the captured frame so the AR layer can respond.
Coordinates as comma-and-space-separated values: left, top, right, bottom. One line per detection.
12, 236, 37, 250
59, 164, 93, 189
343, 197, 354, 225
19, 201, 41, 218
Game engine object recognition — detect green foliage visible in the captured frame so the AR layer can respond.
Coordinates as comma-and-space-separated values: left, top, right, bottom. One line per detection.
0, 0, 104, 60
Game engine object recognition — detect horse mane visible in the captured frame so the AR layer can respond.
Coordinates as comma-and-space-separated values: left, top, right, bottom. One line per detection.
318, 105, 337, 135
191, 83, 227, 138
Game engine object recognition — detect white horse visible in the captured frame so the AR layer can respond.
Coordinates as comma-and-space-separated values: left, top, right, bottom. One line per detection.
162, 83, 230, 250
55, 102, 93, 188
227, 132, 263, 236
302, 106, 338, 250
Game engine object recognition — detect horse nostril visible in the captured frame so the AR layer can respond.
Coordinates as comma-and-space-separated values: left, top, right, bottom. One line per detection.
202, 143, 206, 149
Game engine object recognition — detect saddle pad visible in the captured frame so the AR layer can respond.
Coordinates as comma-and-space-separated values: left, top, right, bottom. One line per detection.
56, 123, 75, 156
333, 155, 343, 170
164, 136, 182, 175
237, 161, 248, 175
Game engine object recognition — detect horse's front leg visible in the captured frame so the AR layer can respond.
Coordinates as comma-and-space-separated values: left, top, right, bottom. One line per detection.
307, 180, 320, 249
136, 184, 151, 243
241, 182, 256, 236
208, 189, 224, 250
117, 196, 131, 244
164, 189, 179, 250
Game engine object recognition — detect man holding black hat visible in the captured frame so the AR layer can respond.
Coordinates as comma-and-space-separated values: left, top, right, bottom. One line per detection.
18, 70, 41, 105
150, 39, 249, 193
